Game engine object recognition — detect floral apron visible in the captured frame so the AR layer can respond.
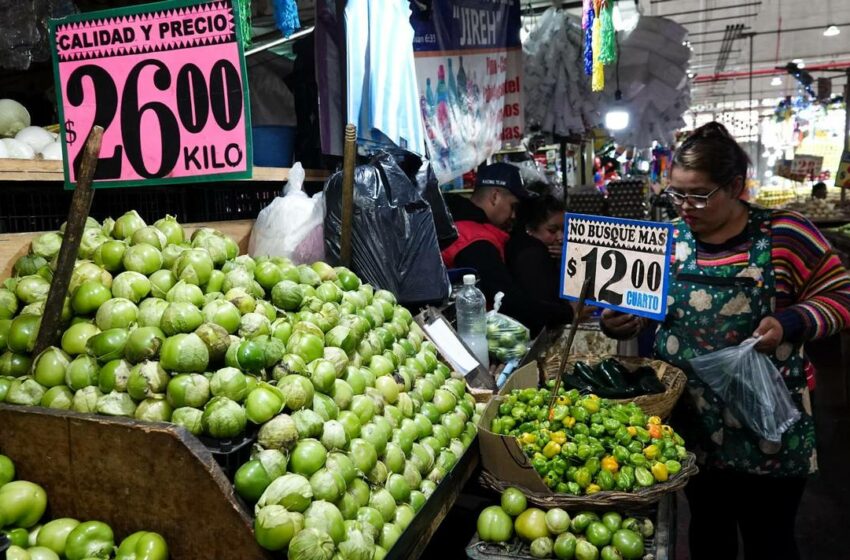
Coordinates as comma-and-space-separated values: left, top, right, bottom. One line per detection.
654, 207, 816, 477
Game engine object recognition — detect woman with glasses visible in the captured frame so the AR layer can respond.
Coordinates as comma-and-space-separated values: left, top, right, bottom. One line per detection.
601, 122, 850, 560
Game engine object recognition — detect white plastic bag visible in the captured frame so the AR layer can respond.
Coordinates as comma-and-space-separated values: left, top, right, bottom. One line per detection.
248, 163, 326, 264
688, 337, 801, 443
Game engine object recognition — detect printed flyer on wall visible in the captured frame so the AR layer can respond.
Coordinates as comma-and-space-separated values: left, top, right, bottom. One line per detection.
411, 0, 523, 185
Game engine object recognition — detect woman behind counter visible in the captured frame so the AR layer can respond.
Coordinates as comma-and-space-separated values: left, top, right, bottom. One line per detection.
505, 194, 575, 336
602, 122, 850, 560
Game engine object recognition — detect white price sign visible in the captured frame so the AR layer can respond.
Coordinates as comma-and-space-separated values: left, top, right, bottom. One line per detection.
791, 155, 823, 179
560, 214, 673, 321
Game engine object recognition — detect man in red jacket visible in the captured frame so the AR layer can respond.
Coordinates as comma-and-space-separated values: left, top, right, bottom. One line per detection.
442, 163, 574, 334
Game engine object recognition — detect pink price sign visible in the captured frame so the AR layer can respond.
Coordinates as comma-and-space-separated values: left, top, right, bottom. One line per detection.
49, 0, 252, 188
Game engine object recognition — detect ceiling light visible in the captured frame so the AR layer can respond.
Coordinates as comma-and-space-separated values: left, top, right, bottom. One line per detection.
605, 91, 630, 132
793, 58, 805, 68
771, 76, 782, 86
824, 25, 840, 37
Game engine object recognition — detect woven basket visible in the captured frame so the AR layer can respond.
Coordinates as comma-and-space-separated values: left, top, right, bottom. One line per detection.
479, 452, 698, 510
543, 353, 687, 420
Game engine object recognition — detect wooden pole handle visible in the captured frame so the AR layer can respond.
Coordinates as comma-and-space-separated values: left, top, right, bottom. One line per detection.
33, 126, 103, 354
340, 124, 357, 267
548, 277, 592, 419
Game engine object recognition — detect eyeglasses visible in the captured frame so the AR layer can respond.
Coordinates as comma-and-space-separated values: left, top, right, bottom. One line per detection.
662, 186, 722, 209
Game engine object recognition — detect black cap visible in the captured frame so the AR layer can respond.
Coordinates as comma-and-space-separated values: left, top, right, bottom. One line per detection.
475, 162, 533, 200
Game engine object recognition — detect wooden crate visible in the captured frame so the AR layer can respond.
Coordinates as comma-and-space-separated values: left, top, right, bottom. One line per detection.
0, 219, 255, 280
0, 404, 271, 560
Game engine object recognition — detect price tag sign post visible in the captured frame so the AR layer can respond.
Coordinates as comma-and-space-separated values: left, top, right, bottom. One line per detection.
560, 213, 674, 322
49, 0, 252, 189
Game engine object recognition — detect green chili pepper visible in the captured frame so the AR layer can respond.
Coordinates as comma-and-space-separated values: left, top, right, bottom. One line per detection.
597, 469, 615, 491
635, 466, 654, 487
552, 456, 568, 476
603, 418, 621, 434
575, 467, 592, 489
613, 445, 630, 463
629, 453, 647, 467
532, 455, 548, 474
665, 460, 682, 475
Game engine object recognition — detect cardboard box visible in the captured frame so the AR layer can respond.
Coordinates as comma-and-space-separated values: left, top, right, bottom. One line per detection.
477, 362, 552, 494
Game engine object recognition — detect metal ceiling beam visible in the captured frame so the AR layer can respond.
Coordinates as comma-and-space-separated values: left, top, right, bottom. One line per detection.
753, 22, 850, 36
658, 2, 761, 18
693, 22, 850, 45
694, 60, 850, 83
689, 27, 751, 37
678, 14, 757, 26
715, 24, 747, 74
694, 50, 743, 57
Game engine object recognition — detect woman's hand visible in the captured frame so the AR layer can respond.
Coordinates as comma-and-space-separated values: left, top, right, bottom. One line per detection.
601, 309, 643, 339
548, 244, 563, 258
571, 300, 596, 322
753, 316, 784, 353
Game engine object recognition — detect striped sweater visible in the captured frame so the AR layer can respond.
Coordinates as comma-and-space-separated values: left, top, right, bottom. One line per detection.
691, 209, 850, 342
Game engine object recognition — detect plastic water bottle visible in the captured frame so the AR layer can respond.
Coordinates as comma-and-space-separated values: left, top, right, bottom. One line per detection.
456, 274, 490, 370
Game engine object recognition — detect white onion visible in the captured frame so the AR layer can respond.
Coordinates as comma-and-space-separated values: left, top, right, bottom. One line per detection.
15, 126, 54, 152
40, 141, 63, 161
1, 138, 35, 159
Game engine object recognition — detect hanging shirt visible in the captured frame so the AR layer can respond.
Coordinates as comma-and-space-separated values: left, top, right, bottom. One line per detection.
345, 0, 425, 154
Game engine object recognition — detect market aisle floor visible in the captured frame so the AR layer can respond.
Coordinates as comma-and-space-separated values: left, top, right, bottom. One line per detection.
674, 406, 850, 560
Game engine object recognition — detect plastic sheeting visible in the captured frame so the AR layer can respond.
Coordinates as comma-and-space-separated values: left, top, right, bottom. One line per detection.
0, 0, 77, 70
524, 9, 610, 137
523, 9, 690, 149
324, 151, 452, 306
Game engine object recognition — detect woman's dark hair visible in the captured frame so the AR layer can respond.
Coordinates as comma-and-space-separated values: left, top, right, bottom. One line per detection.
672, 122, 750, 188
518, 194, 565, 231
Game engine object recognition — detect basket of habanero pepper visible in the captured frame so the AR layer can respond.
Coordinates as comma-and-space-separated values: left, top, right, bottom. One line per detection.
542, 353, 687, 420
478, 382, 697, 509
478, 384, 697, 509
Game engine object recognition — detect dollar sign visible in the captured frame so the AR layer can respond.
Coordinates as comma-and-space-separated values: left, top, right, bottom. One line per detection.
567, 258, 576, 277
65, 120, 77, 145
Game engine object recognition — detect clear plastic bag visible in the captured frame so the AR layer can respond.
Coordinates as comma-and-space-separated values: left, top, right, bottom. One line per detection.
486, 293, 531, 363
248, 163, 326, 264
689, 338, 801, 443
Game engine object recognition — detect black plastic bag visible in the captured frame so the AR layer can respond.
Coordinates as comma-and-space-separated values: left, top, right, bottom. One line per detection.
415, 161, 457, 248
324, 151, 450, 307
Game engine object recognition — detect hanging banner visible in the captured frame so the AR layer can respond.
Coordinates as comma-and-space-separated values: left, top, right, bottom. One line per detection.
49, 0, 252, 189
560, 214, 674, 321
411, 0, 523, 185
